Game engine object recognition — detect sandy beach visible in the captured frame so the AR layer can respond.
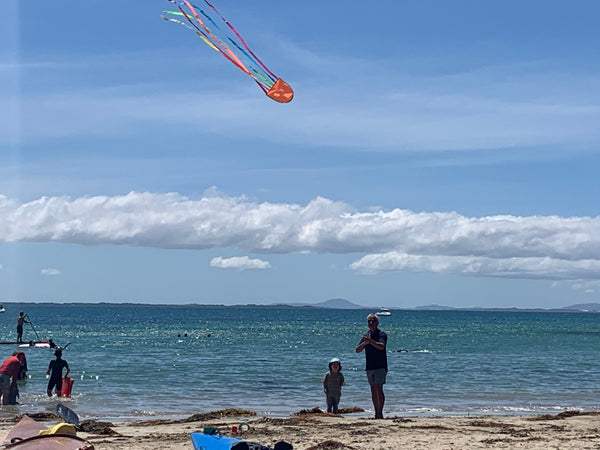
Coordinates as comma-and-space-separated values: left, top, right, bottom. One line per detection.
1, 409, 599, 449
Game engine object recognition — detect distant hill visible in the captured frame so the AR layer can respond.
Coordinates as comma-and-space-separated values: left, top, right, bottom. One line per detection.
274, 298, 365, 309
314, 298, 365, 309
414, 304, 456, 311
269, 299, 600, 312
561, 303, 600, 312
413, 303, 600, 313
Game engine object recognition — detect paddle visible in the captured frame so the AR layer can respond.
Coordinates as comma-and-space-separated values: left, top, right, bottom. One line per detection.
24, 314, 41, 341
56, 403, 80, 426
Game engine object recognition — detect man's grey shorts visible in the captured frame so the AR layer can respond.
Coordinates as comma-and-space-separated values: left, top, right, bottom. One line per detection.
366, 368, 387, 385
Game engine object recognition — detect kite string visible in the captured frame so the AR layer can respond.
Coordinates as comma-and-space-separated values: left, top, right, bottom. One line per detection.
164, 3, 220, 50
180, 0, 252, 77
200, 0, 278, 82
166, 0, 254, 79
161, 14, 220, 52
226, 38, 274, 86
164, 0, 281, 91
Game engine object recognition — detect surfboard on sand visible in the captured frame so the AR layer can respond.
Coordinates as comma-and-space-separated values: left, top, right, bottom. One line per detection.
1, 415, 94, 449
191, 433, 243, 450
56, 403, 80, 426
190, 432, 292, 450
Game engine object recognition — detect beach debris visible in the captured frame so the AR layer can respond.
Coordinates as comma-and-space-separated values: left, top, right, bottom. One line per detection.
526, 410, 600, 421
305, 441, 357, 450
79, 419, 119, 435
184, 408, 257, 422
130, 409, 258, 427
293, 407, 363, 416
468, 420, 516, 429
293, 407, 325, 416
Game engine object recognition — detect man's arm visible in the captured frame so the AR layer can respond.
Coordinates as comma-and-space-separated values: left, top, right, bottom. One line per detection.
357, 333, 385, 352
368, 337, 385, 351
355, 336, 368, 353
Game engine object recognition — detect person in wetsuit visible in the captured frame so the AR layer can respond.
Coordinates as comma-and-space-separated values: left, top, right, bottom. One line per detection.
46, 349, 70, 397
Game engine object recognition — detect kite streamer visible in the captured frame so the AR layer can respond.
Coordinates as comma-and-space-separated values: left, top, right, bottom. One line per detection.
162, 0, 294, 103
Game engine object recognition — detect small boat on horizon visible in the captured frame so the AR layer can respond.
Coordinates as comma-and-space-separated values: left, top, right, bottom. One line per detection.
375, 307, 391, 316
0, 304, 5, 313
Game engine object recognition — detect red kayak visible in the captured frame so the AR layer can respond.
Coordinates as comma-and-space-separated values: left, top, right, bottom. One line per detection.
2, 415, 94, 449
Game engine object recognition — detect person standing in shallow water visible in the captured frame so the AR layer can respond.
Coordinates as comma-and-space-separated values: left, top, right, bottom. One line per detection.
16, 312, 30, 343
12, 351, 27, 381
0, 352, 25, 404
46, 349, 70, 397
355, 313, 388, 419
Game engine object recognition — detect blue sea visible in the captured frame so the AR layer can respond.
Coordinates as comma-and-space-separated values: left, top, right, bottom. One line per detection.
1, 304, 599, 422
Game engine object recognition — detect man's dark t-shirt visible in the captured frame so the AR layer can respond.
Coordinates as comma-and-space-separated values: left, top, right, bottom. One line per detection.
361, 329, 387, 371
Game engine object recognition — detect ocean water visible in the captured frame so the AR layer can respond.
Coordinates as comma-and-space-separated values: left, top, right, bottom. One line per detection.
0, 304, 599, 422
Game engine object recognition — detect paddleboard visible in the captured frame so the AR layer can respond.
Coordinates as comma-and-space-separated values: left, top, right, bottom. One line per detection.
16, 341, 54, 348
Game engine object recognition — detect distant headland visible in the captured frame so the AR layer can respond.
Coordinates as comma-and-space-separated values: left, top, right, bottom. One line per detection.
270, 298, 600, 313
2, 298, 599, 312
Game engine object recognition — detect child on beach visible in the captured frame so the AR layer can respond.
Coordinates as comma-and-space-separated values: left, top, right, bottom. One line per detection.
322, 358, 345, 414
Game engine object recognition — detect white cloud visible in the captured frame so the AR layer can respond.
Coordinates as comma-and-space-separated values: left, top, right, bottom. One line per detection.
41, 268, 61, 276
350, 253, 600, 281
1, 191, 600, 281
210, 256, 271, 271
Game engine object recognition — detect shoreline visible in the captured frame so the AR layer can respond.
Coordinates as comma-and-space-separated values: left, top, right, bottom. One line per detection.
1, 409, 599, 449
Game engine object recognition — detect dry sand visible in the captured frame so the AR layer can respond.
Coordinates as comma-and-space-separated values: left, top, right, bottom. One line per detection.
1, 409, 599, 449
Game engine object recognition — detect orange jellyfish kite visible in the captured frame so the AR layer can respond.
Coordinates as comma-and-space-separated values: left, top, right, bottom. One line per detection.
162, 0, 294, 103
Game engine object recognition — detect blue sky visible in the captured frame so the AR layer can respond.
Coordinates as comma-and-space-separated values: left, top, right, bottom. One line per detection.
1, 1, 600, 308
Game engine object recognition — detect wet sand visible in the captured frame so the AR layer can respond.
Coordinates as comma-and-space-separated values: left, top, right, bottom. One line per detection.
1, 409, 599, 449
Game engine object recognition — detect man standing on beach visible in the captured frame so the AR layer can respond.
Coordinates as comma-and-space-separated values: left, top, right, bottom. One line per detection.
355, 313, 387, 419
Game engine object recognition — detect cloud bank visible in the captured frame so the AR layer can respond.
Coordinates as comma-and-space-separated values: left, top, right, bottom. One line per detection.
1, 191, 600, 281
